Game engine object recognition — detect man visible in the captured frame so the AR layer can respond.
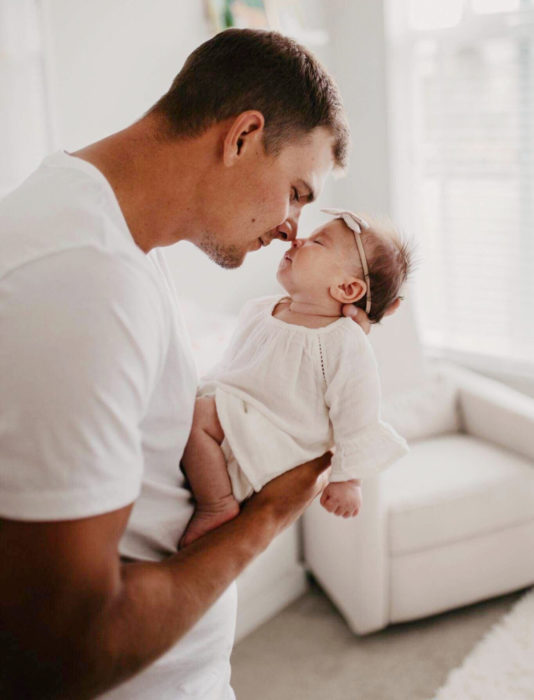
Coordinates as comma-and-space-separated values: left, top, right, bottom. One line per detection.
0, 29, 381, 698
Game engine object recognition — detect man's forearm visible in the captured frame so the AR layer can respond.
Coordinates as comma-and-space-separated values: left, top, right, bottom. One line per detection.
1, 455, 330, 700
99, 506, 278, 694
5, 506, 277, 700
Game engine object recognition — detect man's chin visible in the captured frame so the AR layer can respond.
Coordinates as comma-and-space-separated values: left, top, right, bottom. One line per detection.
197, 238, 245, 269
214, 255, 244, 270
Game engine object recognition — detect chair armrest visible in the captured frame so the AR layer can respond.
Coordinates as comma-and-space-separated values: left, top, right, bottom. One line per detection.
443, 362, 534, 463
302, 475, 389, 635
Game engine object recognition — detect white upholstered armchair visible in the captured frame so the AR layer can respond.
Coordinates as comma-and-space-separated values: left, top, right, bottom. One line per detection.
302, 302, 534, 634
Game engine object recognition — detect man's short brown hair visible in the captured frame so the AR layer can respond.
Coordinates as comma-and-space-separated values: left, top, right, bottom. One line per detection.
149, 28, 350, 169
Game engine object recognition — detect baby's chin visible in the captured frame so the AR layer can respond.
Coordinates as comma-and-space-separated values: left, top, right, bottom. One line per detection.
275, 268, 290, 294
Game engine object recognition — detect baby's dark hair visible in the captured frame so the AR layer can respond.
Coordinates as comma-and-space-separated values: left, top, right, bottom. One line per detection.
352, 216, 414, 323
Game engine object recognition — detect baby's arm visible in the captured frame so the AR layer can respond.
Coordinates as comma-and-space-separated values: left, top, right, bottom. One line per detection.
321, 325, 408, 517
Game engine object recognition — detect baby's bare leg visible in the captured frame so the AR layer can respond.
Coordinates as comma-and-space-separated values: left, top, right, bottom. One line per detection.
180, 396, 239, 548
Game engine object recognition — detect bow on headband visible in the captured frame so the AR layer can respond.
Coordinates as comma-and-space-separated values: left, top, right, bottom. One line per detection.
321, 208, 372, 315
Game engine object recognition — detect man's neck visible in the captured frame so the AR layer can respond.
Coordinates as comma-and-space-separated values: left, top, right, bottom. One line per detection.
72, 116, 211, 253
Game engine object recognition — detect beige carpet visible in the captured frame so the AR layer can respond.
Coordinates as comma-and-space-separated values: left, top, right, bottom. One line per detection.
231, 577, 525, 700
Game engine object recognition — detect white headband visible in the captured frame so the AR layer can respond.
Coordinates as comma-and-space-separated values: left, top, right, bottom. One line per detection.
321, 208, 372, 315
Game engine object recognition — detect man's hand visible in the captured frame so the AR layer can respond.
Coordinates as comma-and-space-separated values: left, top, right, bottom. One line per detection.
243, 451, 332, 536
342, 297, 402, 334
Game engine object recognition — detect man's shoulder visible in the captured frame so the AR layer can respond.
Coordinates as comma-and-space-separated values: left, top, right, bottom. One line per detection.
0, 152, 145, 283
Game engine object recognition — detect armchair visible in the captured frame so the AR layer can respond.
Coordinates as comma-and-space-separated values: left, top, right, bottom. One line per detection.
302, 303, 534, 634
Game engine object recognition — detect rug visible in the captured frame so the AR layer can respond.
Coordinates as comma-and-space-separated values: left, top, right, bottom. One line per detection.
433, 587, 534, 700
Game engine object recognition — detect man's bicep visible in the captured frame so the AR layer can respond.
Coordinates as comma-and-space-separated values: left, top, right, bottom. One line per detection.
0, 249, 164, 521
0, 505, 132, 633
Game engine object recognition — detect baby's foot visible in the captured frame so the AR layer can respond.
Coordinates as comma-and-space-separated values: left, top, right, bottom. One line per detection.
179, 496, 240, 549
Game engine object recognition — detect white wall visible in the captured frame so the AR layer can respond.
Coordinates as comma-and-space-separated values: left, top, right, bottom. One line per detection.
43, 0, 209, 149
325, 0, 391, 214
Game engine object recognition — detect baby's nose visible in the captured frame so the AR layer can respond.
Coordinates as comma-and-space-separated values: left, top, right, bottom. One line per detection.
291, 238, 304, 249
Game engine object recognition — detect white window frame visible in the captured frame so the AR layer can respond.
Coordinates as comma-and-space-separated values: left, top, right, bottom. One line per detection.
386, 0, 534, 381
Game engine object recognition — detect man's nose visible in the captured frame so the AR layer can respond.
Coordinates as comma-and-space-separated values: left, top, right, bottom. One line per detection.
276, 215, 299, 242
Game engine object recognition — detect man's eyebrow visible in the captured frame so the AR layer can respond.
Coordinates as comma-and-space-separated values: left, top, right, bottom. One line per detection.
298, 179, 315, 203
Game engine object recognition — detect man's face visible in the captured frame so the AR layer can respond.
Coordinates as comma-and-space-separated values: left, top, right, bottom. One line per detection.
197, 127, 335, 268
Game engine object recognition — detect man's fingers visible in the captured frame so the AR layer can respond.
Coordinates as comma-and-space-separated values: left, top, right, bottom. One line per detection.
341, 304, 371, 335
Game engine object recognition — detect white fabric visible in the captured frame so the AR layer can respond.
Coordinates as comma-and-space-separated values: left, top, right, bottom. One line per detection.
381, 368, 461, 442
383, 433, 534, 555
0, 151, 236, 699
303, 478, 390, 635
451, 363, 534, 464
368, 300, 427, 398
200, 296, 408, 495
390, 521, 534, 624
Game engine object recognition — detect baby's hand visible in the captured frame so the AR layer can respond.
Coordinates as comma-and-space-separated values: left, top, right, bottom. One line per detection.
320, 479, 362, 518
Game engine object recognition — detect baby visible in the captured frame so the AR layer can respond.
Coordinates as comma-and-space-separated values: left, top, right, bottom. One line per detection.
180, 208, 412, 548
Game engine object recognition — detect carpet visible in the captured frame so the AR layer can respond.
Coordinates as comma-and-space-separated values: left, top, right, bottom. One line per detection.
433, 587, 534, 700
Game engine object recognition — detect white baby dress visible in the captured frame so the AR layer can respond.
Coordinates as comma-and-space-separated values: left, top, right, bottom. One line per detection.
200, 296, 408, 500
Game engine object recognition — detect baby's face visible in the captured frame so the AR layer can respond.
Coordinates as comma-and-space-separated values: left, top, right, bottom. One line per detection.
276, 219, 360, 299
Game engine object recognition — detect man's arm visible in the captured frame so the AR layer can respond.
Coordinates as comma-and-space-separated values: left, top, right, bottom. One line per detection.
0, 453, 331, 700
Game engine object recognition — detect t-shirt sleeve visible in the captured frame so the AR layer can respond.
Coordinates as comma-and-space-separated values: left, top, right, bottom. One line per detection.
0, 247, 167, 520
323, 323, 409, 481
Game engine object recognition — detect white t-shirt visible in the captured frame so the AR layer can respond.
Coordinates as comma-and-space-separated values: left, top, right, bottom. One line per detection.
0, 151, 236, 699
201, 296, 408, 494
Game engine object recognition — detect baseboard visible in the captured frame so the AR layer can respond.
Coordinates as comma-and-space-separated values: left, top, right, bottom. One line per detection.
235, 564, 308, 641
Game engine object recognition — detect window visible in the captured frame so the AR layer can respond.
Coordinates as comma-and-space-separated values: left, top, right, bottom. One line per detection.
387, 0, 534, 375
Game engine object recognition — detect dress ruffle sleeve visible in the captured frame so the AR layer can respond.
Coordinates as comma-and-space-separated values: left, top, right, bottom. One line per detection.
323, 322, 409, 481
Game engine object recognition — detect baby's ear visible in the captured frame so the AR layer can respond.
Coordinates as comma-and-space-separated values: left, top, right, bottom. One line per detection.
329, 278, 367, 304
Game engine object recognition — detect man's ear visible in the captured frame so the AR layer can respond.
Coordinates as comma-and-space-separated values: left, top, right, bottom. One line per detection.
223, 111, 265, 166
329, 278, 367, 304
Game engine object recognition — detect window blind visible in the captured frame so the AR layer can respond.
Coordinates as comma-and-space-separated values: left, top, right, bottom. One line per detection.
387, 0, 534, 372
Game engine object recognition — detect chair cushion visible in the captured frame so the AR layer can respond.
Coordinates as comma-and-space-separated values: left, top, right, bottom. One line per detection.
383, 433, 534, 555
382, 368, 461, 442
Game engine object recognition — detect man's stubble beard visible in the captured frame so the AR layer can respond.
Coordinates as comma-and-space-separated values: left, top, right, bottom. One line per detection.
197, 230, 245, 269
